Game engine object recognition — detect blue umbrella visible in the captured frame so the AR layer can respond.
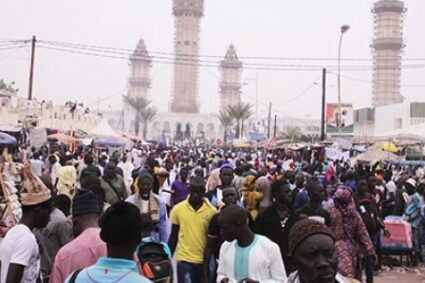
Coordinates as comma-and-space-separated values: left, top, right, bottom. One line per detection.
0, 132, 17, 145
94, 136, 126, 147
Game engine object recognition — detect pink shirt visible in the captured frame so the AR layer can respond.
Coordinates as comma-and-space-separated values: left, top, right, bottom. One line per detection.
49, 228, 106, 283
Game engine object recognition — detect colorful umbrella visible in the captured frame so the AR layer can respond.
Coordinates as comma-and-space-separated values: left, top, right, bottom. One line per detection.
0, 132, 17, 145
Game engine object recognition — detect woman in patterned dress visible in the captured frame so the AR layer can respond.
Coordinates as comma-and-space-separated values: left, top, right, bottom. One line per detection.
329, 186, 376, 280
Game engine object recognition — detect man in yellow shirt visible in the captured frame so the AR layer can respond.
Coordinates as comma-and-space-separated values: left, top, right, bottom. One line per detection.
168, 176, 217, 283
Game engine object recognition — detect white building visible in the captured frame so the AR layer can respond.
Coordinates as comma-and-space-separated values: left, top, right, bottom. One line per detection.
354, 101, 425, 138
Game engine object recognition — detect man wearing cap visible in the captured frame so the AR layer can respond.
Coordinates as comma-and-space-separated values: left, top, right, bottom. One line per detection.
100, 161, 128, 205
217, 205, 286, 283
207, 163, 235, 209
66, 201, 152, 282
50, 190, 106, 283
287, 219, 360, 283
0, 166, 52, 283
126, 170, 170, 242
168, 176, 217, 283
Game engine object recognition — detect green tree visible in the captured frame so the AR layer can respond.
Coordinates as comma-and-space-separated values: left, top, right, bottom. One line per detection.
280, 126, 302, 143
123, 95, 150, 136
0, 79, 19, 94
226, 102, 254, 139
217, 110, 234, 144
140, 107, 157, 140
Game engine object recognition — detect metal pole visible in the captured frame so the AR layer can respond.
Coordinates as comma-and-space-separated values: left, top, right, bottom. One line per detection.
273, 115, 277, 138
28, 35, 36, 100
321, 68, 326, 141
337, 32, 343, 136
337, 25, 349, 136
267, 102, 271, 139
256, 73, 259, 118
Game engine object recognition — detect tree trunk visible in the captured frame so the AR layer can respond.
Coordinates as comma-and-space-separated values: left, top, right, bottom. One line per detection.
241, 118, 244, 139
236, 120, 241, 139
224, 128, 227, 144
134, 113, 140, 136
142, 121, 148, 140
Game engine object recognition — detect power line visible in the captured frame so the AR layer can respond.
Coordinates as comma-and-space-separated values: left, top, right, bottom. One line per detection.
37, 40, 425, 69
36, 43, 425, 72
39, 39, 425, 62
327, 72, 425, 88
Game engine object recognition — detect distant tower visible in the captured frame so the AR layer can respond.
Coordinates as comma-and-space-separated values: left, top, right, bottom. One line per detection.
219, 45, 242, 111
170, 0, 204, 113
371, 0, 406, 107
129, 39, 151, 99
121, 39, 151, 132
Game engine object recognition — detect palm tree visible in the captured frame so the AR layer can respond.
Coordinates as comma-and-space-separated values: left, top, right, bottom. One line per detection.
123, 95, 150, 136
240, 105, 254, 138
140, 107, 157, 140
226, 102, 254, 139
217, 111, 234, 144
280, 126, 302, 143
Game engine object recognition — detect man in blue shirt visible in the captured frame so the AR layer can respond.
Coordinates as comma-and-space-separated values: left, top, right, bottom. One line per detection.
66, 201, 152, 283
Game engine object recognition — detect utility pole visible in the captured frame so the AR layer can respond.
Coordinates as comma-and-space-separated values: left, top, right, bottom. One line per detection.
28, 35, 36, 100
321, 68, 326, 141
267, 102, 272, 139
273, 115, 277, 138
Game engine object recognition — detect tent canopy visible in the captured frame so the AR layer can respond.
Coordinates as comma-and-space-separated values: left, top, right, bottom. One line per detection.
349, 149, 398, 165
90, 119, 119, 137
0, 132, 17, 145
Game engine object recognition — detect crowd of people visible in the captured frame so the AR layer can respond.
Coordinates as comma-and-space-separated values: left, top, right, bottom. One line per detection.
0, 143, 424, 283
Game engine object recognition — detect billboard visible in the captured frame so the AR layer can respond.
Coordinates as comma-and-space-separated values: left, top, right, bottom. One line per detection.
326, 103, 354, 136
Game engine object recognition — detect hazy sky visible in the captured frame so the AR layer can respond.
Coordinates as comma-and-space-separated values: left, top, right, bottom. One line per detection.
1, 0, 424, 119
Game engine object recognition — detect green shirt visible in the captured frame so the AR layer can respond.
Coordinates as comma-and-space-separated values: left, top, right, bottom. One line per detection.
100, 175, 128, 205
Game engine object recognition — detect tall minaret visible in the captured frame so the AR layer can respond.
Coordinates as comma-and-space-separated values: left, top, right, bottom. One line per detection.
219, 45, 242, 111
371, 0, 406, 107
170, 0, 204, 113
129, 39, 151, 99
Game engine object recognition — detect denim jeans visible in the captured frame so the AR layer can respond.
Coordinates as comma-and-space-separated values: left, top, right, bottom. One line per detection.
177, 261, 203, 283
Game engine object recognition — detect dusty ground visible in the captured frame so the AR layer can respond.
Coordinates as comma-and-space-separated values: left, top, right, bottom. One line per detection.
375, 266, 425, 283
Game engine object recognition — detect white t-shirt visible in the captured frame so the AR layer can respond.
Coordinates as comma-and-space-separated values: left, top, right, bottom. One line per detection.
0, 224, 40, 283
30, 159, 44, 177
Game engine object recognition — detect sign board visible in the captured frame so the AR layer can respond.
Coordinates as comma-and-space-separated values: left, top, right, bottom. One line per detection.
326, 103, 354, 136
248, 131, 265, 141
29, 128, 47, 148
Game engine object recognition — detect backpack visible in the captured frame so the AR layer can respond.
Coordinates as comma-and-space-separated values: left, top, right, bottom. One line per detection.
137, 241, 172, 283
357, 198, 378, 236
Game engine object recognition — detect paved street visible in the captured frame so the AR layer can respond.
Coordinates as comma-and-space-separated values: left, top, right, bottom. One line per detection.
375, 266, 425, 283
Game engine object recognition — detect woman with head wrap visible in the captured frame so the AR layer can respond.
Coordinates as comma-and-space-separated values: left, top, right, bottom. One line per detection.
329, 185, 375, 281
240, 175, 262, 220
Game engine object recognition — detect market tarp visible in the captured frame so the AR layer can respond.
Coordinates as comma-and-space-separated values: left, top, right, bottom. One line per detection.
0, 124, 22, 132
0, 132, 17, 145
93, 136, 126, 147
348, 150, 398, 165
47, 133, 76, 145
379, 142, 399, 153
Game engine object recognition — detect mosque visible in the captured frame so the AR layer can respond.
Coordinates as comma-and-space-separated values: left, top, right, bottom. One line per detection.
103, 0, 320, 143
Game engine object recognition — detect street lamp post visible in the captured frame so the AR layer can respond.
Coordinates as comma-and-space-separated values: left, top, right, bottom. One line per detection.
337, 24, 350, 136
